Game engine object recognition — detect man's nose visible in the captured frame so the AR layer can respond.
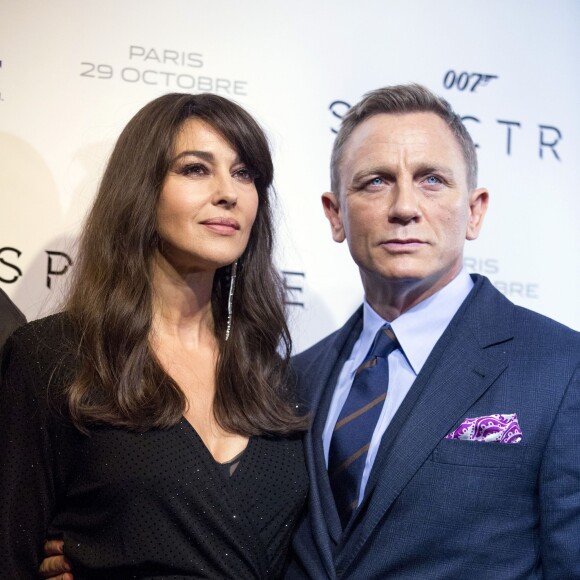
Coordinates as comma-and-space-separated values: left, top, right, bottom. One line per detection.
388, 179, 421, 223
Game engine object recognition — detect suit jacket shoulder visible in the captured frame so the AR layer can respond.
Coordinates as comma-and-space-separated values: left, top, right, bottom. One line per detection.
462, 275, 579, 369
511, 299, 579, 345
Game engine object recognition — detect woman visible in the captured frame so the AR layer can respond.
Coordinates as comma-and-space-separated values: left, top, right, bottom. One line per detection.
0, 93, 309, 579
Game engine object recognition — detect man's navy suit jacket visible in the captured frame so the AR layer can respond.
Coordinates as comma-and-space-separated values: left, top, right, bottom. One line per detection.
287, 275, 580, 579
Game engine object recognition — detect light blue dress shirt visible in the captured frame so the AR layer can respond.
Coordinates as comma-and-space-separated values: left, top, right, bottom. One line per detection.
322, 269, 474, 505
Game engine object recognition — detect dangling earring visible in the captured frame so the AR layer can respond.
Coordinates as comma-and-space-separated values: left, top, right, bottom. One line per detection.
225, 260, 238, 341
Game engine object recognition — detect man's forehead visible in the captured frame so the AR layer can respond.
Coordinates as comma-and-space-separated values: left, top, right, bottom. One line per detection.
348, 112, 455, 148
341, 112, 465, 171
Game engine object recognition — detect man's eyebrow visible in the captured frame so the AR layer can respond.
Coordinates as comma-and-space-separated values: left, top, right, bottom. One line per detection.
413, 163, 455, 178
350, 163, 456, 181
350, 166, 395, 182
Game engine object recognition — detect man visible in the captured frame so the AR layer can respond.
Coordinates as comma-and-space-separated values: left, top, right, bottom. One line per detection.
0, 287, 26, 358
287, 84, 580, 578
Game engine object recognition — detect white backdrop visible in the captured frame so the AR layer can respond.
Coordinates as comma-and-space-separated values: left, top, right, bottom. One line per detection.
1, 0, 579, 352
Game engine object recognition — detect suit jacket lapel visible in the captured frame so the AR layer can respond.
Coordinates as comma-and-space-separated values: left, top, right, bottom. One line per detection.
312, 311, 363, 544
336, 276, 515, 570
295, 308, 363, 572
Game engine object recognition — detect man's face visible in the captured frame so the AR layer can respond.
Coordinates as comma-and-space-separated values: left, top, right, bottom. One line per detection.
323, 112, 488, 311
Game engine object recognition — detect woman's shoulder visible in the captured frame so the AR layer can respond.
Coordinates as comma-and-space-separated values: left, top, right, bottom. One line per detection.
10, 312, 73, 348
4, 312, 76, 383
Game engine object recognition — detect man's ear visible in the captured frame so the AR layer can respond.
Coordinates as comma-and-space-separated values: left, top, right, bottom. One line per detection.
466, 187, 489, 241
322, 191, 346, 243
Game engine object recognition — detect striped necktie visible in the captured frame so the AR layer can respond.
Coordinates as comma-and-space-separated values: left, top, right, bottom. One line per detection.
328, 323, 398, 528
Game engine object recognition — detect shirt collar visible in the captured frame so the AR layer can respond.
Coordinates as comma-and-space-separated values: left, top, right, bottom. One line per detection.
362, 269, 474, 375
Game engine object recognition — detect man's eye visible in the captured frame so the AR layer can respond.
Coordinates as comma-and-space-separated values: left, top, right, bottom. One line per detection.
366, 177, 384, 187
425, 175, 442, 185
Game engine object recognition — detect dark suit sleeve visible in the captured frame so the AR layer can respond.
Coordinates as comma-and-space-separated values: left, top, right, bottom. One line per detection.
539, 362, 580, 577
0, 330, 58, 578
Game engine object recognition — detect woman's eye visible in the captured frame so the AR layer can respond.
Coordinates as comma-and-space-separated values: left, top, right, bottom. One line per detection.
234, 167, 255, 183
180, 164, 207, 177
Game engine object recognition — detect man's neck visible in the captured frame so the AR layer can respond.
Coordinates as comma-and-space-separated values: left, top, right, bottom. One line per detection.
362, 268, 464, 322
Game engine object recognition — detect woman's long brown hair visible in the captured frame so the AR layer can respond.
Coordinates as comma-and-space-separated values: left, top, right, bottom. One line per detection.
64, 93, 308, 435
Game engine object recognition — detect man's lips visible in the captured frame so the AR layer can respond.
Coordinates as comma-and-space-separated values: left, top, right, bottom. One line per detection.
201, 217, 240, 234
381, 238, 426, 251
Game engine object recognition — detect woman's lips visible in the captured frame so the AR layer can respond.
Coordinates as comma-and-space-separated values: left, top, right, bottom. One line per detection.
201, 217, 240, 235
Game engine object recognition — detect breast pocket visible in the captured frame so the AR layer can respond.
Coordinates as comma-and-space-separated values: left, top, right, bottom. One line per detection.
431, 437, 538, 469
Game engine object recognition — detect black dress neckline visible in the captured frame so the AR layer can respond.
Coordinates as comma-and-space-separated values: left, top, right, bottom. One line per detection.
179, 416, 253, 479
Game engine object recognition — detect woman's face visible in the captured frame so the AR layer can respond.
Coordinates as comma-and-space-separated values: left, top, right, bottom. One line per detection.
156, 118, 259, 274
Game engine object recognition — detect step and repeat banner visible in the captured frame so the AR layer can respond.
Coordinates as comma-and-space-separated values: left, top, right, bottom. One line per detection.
1, 0, 579, 352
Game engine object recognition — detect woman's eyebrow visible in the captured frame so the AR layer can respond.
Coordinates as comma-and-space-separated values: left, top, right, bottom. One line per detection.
172, 150, 215, 162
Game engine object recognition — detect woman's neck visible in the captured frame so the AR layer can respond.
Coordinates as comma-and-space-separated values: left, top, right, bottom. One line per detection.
150, 252, 216, 348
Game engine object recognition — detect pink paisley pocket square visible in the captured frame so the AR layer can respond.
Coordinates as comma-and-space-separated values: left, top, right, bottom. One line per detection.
445, 413, 522, 443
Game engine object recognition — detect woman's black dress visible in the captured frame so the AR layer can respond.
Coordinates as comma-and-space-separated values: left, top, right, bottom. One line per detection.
0, 315, 308, 579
